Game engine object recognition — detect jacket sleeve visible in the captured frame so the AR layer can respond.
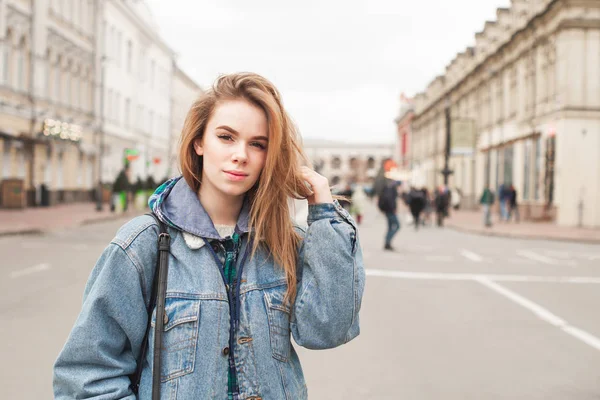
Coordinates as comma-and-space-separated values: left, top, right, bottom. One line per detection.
53, 238, 152, 399
291, 200, 366, 349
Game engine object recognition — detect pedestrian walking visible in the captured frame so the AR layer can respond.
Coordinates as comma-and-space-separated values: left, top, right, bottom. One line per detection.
350, 184, 367, 224
111, 162, 131, 212
53, 73, 365, 400
434, 186, 449, 227
407, 187, 426, 231
508, 184, 520, 222
480, 185, 495, 227
498, 183, 509, 221
378, 178, 400, 250
423, 187, 432, 226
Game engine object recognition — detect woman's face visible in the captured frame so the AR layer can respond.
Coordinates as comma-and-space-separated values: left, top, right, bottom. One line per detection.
194, 99, 269, 200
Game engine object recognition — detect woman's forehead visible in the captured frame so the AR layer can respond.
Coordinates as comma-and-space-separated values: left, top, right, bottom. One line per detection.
209, 100, 268, 137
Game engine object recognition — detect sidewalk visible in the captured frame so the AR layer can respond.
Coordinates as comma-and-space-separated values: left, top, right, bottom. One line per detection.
0, 203, 138, 237
445, 209, 600, 244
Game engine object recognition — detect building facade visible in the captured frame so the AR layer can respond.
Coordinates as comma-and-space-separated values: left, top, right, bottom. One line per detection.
168, 65, 203, 177
0, 0, 97, 206
410, 0, 600, 226
303, 139, 394, 187
394, 93, 414, 169
98, 0, 175, 189
0, 0, 195, 208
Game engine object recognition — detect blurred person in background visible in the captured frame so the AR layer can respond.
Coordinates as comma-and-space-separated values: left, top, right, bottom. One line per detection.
498, 183, 509, 221
423, 187, 433, 226
434, 185, 450, 227
350, 184, 367, 224
508, 184, 520, 222
378, 178, 400, 250
53, 73, 365, 400
480, 184, 495, 227
407, 186, 426, 231
111, 162, 131, 213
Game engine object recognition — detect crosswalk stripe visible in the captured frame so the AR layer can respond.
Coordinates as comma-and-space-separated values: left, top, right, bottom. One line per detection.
516, 250, 559, 265
477, 277, 600, 352
364, 269, 600, 284
460, 249, 483, 262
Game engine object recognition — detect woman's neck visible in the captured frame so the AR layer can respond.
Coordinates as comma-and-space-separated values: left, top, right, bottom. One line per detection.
198, 186, 244, 226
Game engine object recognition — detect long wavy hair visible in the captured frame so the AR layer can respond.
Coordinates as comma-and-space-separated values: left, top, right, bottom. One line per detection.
179, 73, 313, 305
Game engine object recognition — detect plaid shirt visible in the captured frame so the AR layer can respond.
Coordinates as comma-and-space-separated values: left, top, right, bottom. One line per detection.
214, 233, 241, 400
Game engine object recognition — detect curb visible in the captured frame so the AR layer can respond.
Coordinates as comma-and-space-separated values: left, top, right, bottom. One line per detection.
446, 224, 600, 245
0, 229, 44, 238
0, 212, 139, 238
80, 212, 138, 226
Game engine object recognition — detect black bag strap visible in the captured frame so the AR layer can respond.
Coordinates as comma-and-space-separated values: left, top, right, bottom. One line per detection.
130, 213, 170, 399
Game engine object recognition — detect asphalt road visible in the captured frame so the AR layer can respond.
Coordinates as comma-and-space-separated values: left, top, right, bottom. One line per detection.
1, 204, 599, 399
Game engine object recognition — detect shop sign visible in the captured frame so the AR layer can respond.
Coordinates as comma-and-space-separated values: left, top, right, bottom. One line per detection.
42, 119, 82, 142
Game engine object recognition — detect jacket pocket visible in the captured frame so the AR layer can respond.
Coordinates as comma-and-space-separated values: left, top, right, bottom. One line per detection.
263, 287, 291, 362
150, 297, 200, 382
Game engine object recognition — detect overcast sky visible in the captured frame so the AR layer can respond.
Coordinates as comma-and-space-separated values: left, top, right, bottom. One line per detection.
146, 0, 510, 144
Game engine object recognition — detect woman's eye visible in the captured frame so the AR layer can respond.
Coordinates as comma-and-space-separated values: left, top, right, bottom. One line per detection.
251, 142, 266, 150
218, 134, 233, 141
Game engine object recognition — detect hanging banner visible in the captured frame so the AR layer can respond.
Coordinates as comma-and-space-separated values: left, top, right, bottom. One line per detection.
451, 118, 476, 156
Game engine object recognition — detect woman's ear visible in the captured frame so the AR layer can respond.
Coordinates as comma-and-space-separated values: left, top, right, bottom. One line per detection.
193, 137, 204, 156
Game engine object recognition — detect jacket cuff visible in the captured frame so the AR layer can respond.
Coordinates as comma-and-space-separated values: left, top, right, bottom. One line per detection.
307, 200, 353, 225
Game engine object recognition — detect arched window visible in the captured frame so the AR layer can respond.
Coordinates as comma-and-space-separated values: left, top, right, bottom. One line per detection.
367, 156, 375, 169
331, 156, 341, 170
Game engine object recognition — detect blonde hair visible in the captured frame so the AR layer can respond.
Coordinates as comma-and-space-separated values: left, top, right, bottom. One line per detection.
179, 72, 313, 305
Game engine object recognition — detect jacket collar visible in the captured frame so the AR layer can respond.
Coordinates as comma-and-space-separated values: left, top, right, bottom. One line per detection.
159, 177, 251, 240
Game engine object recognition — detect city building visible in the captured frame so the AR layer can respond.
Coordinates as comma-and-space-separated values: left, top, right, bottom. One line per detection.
98, 0, 175, 189
0, 0, 97, 206
410, 0, 600, 226
303, 138, 394, 188
168, 64, 203, 177
0, 0, 198, 208
394, 93, 414, 169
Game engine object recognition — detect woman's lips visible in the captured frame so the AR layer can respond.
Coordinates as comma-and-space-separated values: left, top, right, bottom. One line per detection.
224, 171, 248, 181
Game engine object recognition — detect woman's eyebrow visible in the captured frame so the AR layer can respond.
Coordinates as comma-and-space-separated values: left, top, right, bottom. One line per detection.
216, 125, 268, 141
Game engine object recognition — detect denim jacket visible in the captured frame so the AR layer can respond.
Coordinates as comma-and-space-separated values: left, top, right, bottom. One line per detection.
53, 177, 365, 399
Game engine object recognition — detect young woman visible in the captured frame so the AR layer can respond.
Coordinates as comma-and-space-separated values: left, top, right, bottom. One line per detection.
53, 72, 365, 399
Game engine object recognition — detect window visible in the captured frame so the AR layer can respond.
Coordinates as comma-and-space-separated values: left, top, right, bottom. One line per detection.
16, 41, 24, 91
126, 40, 132, 73
2, 34, 10, 84
54, 57, 62, 100
107, 89, 112, 119
65, 63, 71, 105
2, 143, 10, 178
523, 139, 531, 200
124, 98, 131, 128
331, 156, 341, 170
115, 93, 120, 123
150, 60, 155, 88
534, 137, 541, 200
367, 157, 375, 169
503, 145, 514, 185
45, 54, 51, 98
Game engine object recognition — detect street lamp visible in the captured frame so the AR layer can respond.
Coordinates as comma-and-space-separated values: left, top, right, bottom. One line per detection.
441, 97, 453, 185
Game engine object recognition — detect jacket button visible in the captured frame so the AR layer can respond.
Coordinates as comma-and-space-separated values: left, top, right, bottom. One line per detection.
222, 347, 230, 356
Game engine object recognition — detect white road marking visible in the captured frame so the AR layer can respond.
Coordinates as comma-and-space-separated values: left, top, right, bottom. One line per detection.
364, 269, 600, 284
476, 277, 600, 352
460, 249, 483, 262
517, 250, 559, 265
10, 263, 51, 279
